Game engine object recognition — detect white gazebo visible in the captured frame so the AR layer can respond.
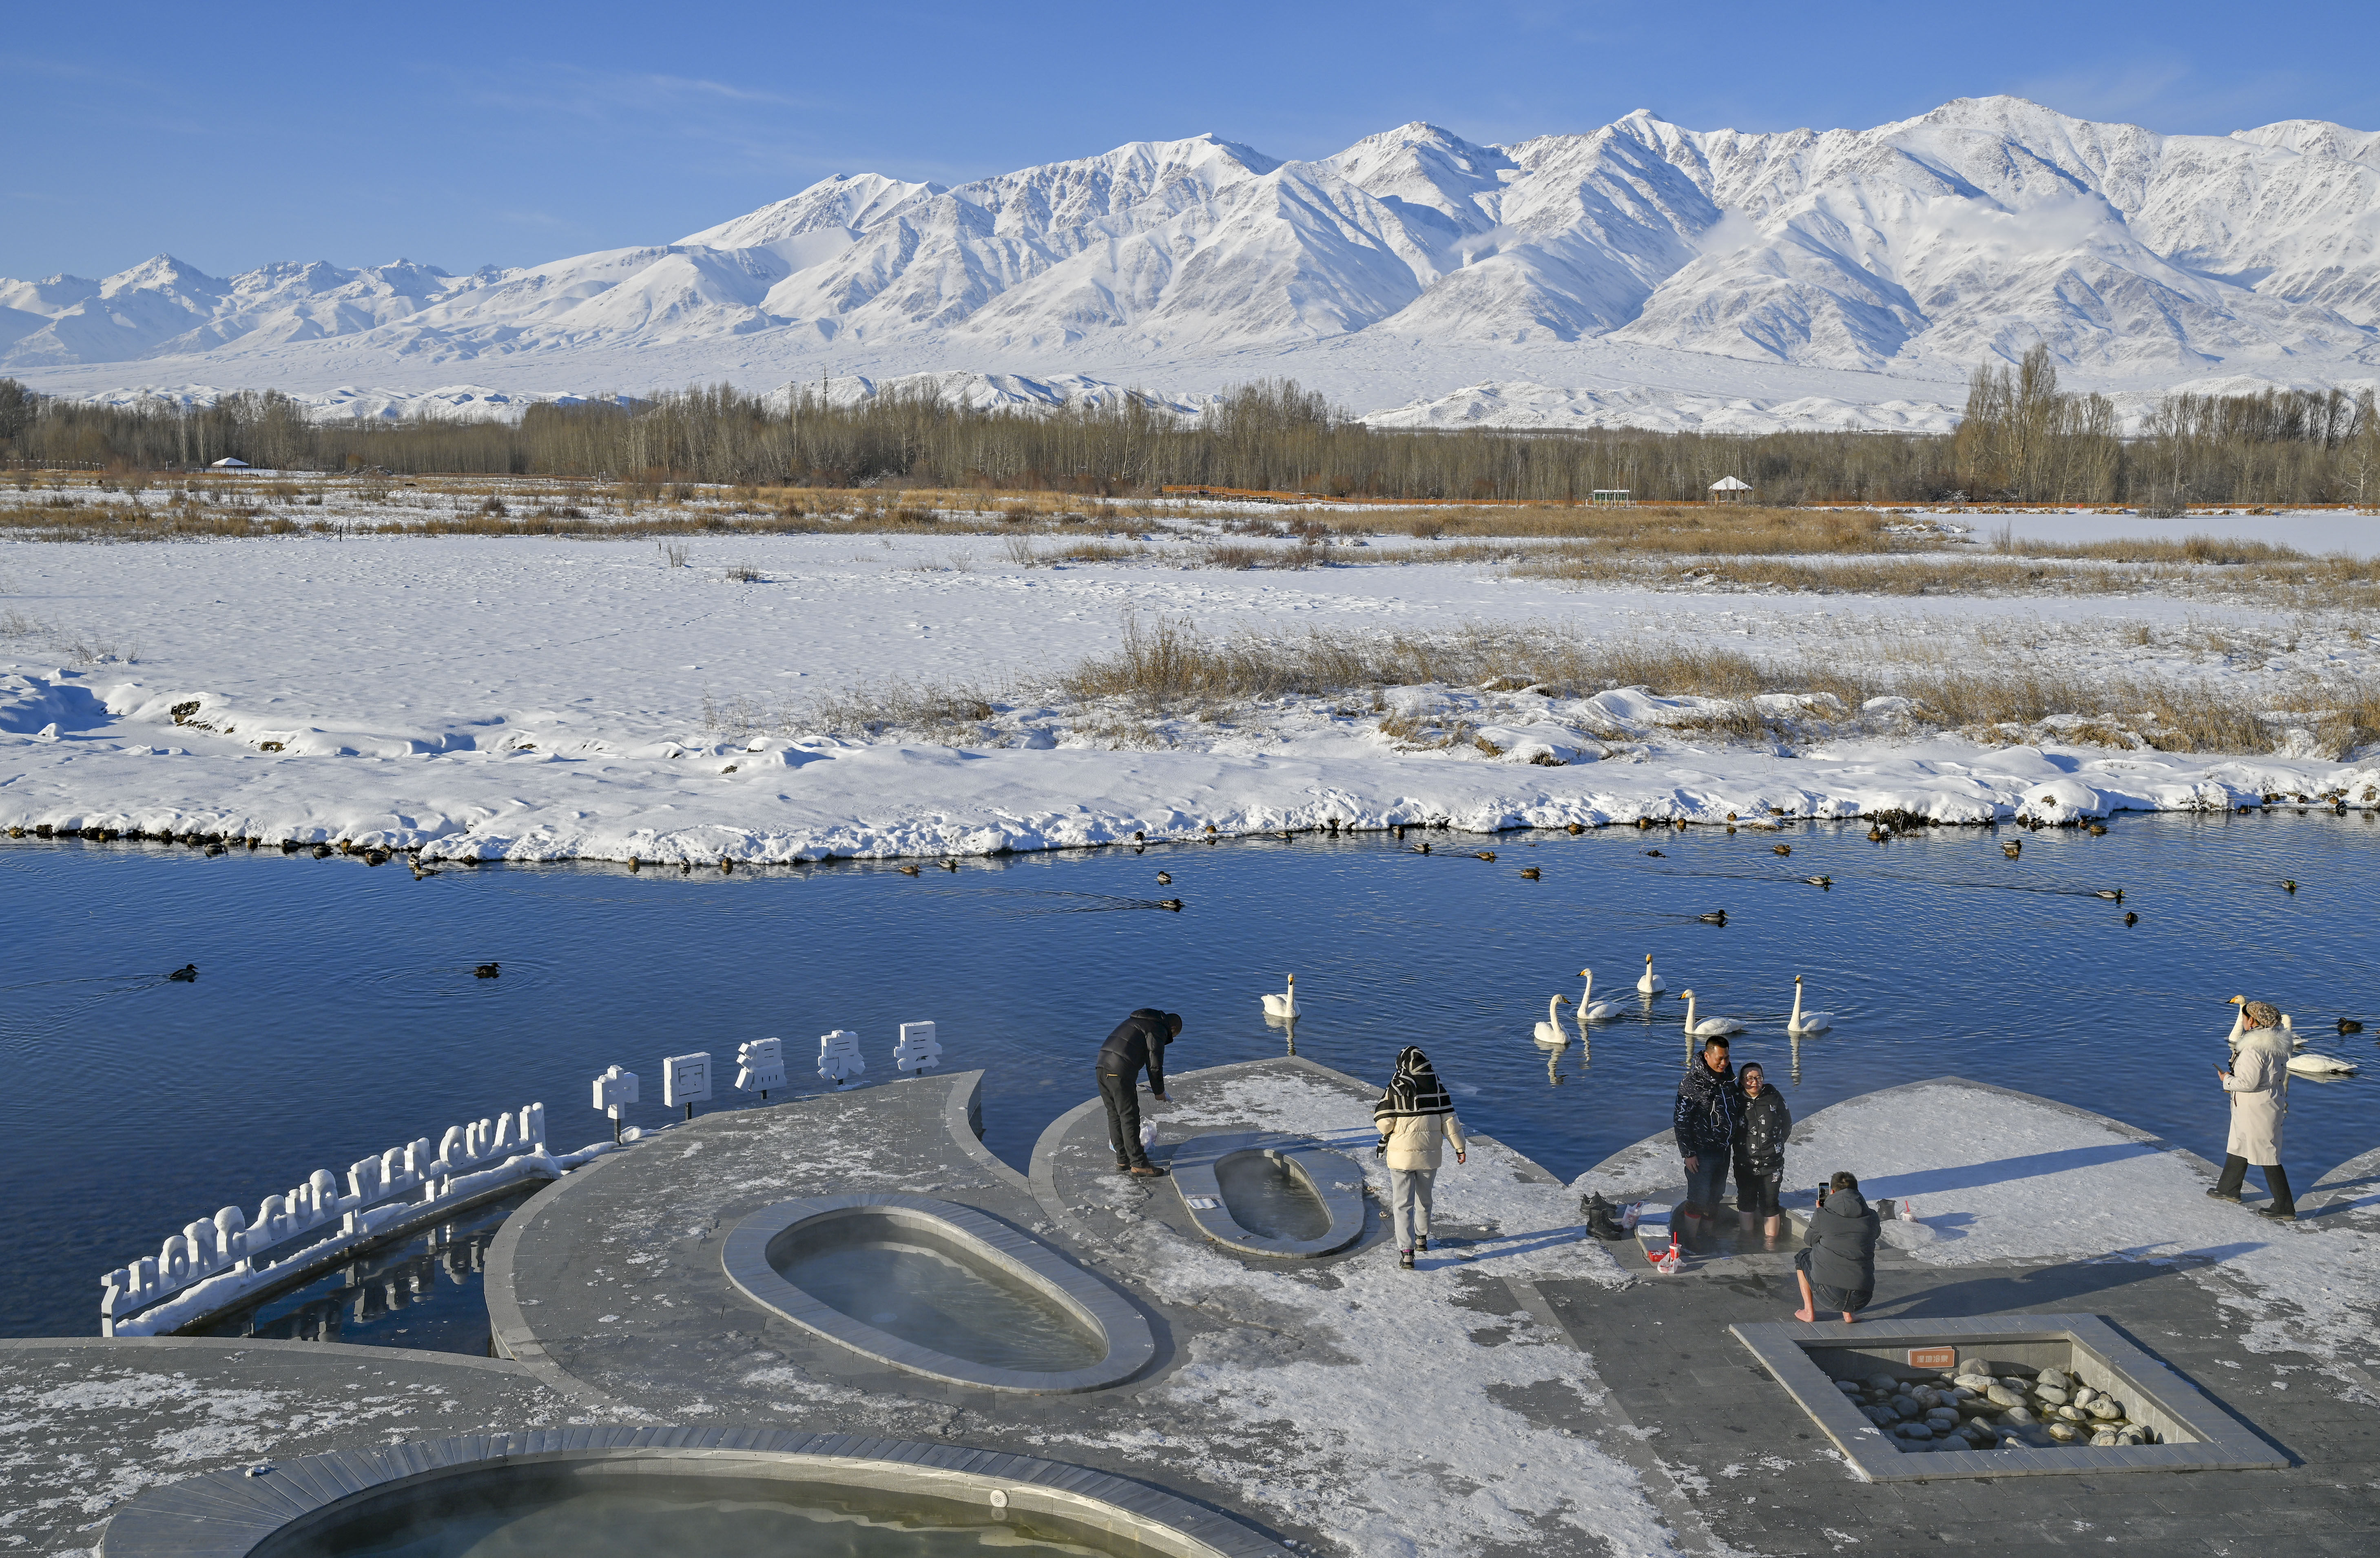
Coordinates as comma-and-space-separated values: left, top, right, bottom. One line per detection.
209, 457, 251, 470
1709, 475, 1752, 504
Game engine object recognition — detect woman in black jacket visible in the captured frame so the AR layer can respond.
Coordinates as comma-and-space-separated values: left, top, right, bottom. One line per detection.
1731, 1062, 1790, 1240
1794, 1170, 1880, 1323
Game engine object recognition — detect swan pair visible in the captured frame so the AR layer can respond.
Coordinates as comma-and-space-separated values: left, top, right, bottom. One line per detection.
1536, 969, 1634, 1045
1687, 977, 1833, 1038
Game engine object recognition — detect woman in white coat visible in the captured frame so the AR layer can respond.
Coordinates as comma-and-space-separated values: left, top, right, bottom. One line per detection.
2210, 1000, 2295, 1219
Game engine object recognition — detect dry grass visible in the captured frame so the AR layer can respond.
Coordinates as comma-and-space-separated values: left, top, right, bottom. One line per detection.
806, 678, 1002, 742
1308, 502, 1915, 553
1508, 547, 2380, 611
1052, 615, 2380, 760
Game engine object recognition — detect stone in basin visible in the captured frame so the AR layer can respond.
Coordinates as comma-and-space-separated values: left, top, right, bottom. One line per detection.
722, 1193, 1156, 1393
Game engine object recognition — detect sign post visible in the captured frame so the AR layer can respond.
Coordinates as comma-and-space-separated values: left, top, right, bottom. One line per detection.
817, 1029, 866, 1089
591, 1066, 639, 1144
893, 1020, 942, 1074
662, 1051, 713, 1120
735, 1038, 786, 1100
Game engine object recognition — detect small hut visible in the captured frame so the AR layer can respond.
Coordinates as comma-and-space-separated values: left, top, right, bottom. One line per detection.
210, 457, 251, 471
1709, 476, 1751, 504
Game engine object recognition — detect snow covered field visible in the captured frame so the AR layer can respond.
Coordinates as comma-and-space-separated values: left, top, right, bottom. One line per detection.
4, 508, 2378, 861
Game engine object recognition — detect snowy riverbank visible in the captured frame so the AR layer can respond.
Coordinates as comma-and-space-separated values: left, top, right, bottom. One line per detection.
5, 531, 2377, 861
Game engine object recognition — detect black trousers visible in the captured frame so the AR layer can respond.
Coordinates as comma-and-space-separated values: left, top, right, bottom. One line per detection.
1098, 1069, 1148, 1169
2214, 1153, 2294, 1213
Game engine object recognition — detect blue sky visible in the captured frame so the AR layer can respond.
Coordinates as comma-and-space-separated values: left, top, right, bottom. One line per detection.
7, 0, 2376, 281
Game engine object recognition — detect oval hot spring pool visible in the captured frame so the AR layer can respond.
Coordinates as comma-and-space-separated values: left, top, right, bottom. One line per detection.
721, 1195, 1158, 1392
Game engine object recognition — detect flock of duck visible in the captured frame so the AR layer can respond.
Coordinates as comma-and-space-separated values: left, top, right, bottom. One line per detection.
1525, 956, 1836, 1051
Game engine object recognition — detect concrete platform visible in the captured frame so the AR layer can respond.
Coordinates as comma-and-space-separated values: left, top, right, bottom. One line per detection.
1547, 1077, 2380, 1556
481, 1056, 1683, 1558
0, 1337, 597, 1558
15, 1066, 2380, 1558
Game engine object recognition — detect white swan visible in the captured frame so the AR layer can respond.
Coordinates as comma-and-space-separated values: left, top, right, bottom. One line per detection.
1576, 969, 1620, 1022
2282, 1013, 2303, 1049
1786, 975, 1834, 1035
1261, 974, 1297, 1021
2288, 1051, 2358, 1076
1637, 954, 1666, 995
1680, 989, 1745, 1038
2223, 995, 2247, 1054
1534, 993, 1573, 1046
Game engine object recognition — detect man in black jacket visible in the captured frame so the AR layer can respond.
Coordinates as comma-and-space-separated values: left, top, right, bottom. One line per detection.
1097, 1008, 1181, 1176
1673, 1036, 1737, 1226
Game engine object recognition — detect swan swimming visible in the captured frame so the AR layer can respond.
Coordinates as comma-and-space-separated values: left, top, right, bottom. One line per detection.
2288, 1051, 2357, 1076
1786, 975, 1834, 1035
1637, 954, 1666, 995
1680, 989, 1746, 1038
1575, 969, 1620, 1022
1534, 993, 1574, 1045
1261, 974, 1297, 1021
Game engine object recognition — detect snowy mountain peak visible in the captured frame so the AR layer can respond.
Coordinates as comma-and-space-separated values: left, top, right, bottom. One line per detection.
6, 100, 2378, 396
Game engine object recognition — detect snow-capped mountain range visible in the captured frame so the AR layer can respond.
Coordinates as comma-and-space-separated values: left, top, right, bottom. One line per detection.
7, 97, 2378, 430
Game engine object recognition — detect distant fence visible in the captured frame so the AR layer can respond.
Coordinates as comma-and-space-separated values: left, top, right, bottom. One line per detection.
99, 1101, 611, 1336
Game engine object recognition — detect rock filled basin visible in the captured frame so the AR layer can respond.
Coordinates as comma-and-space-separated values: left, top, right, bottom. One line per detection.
723, 1194, 1155, 1392
97, 1430, 1289, 1558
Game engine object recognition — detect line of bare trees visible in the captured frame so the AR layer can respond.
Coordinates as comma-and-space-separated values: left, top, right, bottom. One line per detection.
5, 367, 2377, 507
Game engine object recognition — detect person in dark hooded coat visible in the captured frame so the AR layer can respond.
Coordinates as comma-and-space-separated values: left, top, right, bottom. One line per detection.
1794, 1170, 1880, 1323
1096, 1008, 1180, 1176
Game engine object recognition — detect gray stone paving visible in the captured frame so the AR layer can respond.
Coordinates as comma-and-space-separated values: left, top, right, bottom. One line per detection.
1528, 1233, 2380, 1556
0, 1337, 605, 1558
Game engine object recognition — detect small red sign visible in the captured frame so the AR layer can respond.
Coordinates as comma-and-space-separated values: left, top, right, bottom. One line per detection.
1908, 1346, 1958, 1370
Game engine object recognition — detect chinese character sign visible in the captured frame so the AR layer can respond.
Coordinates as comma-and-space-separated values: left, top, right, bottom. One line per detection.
592, 1066, 639, 1119
817, 1029, 866, 1087
735, 1038, 786, 1093
662, 1051, 713, 1108
894, 1021, 942, 1074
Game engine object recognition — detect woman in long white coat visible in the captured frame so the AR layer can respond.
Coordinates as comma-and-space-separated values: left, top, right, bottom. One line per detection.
2210, 1000, 2295, 1219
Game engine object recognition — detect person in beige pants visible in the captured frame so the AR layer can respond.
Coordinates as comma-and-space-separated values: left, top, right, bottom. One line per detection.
1373, 1045, 1468, 1270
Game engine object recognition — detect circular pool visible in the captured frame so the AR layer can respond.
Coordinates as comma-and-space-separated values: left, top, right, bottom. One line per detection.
100, 1430, 1287, 1558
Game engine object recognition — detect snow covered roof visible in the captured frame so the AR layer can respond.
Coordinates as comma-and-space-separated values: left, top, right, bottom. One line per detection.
1709, 475, 1751, 490
209, 457, 250, 469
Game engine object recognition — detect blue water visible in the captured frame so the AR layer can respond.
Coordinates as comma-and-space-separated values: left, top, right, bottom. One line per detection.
5, 811, 2376, 1340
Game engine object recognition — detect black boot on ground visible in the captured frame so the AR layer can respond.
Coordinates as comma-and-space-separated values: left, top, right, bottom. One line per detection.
2256, 1164, 2297, 1220
2207, 1155, 2249, 1202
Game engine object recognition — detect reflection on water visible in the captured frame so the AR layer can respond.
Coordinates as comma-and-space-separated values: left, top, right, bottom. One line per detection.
196, 1189, 535, 1352
1213, 1151, 1331, 1241
277, 1471, 1107, 1558
773, 1220, 1102, 1372
4, 810, 2376, 1339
